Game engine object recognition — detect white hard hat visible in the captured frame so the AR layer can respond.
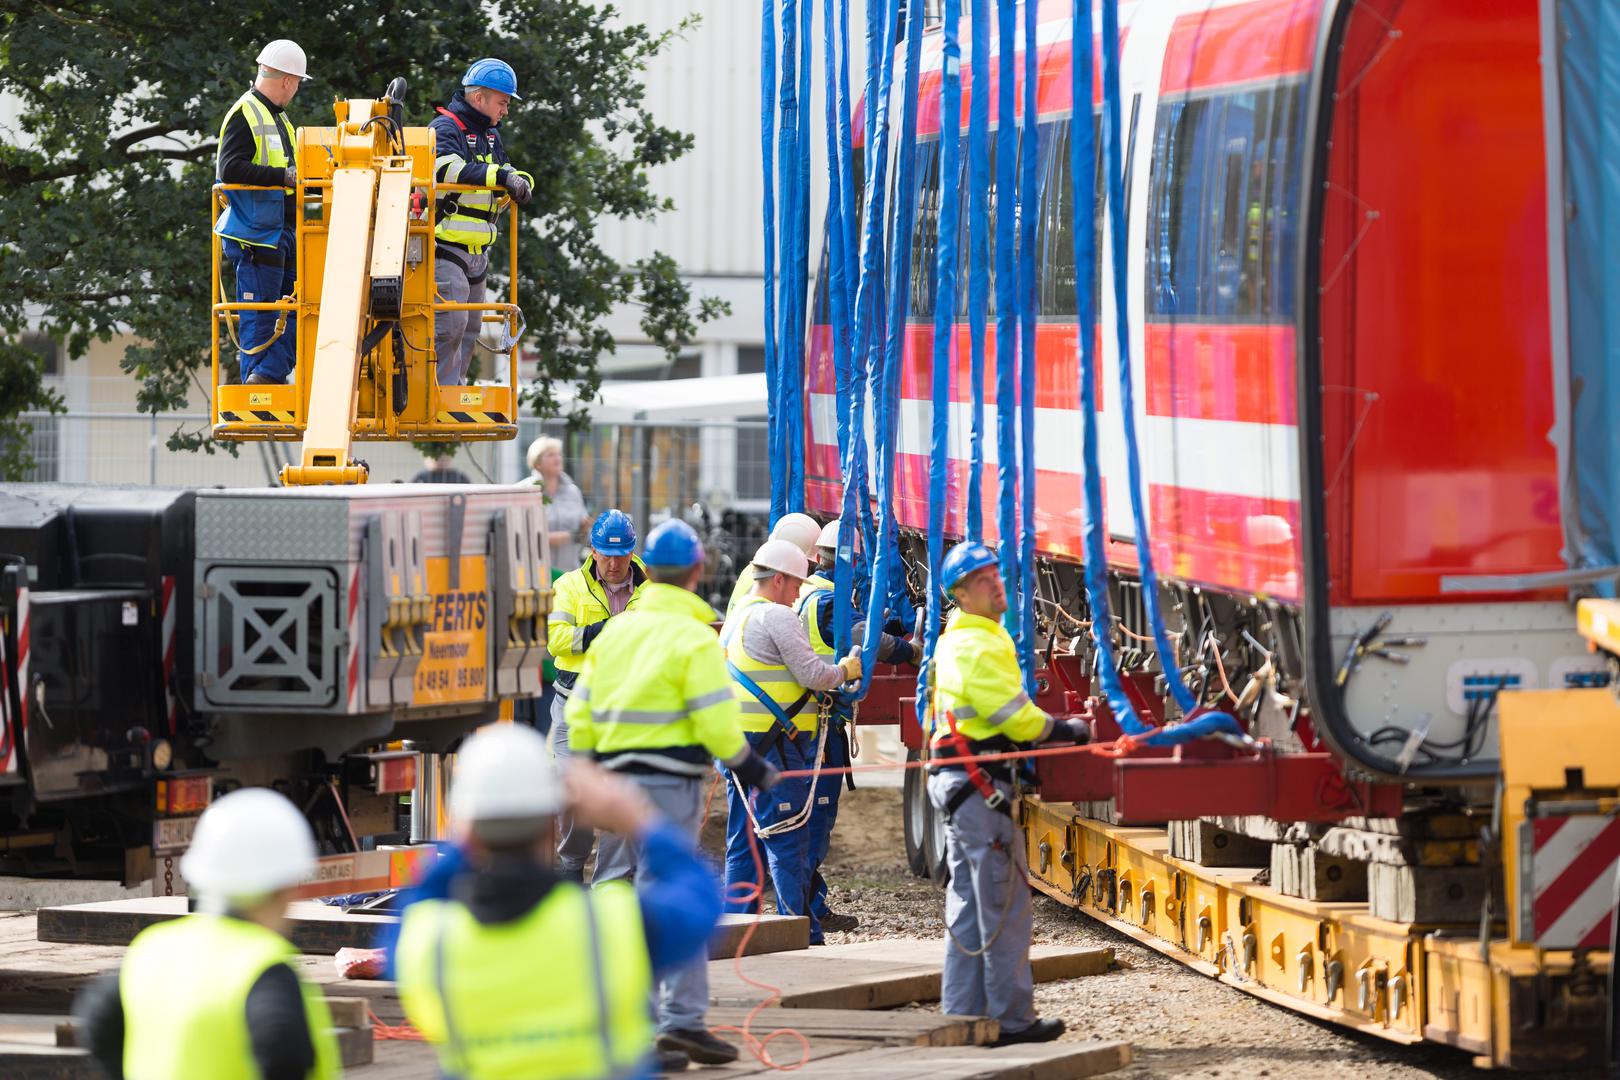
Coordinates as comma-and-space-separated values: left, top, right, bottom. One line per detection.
256, 39, 311, 81
752, 538, 810, 582
816, 519, 841, 552
179, 788, 317, 901
450, 724, 563, 836
770, 513, 821, 558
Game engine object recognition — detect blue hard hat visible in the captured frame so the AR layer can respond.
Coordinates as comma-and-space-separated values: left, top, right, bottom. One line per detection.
940, 541, 999, 593
589, 509, 636, 557
642, 520, 704, 570
462, 57, 521, 100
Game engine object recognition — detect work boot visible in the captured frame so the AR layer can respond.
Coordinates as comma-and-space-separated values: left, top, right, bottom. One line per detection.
658, 1029, 739, 1065
654, 1047, 689, 1073
819, 911, 860, 933
991, 1017, 1065, 1047
245, 372, 283, 385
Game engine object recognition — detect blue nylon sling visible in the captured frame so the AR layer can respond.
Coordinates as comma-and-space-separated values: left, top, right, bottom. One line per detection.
762, 0, 783, 525
965, 0, 991, 542
992, 0, 1021, 652
1016, 0, 1040, 691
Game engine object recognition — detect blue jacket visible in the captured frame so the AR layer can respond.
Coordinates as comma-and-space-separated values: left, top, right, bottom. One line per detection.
429, 90, 511, 188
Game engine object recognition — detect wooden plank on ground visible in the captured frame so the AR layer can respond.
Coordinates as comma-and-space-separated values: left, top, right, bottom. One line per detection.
0, 1044, 96, 1080
705, 1007, 997, 1047
712, 1040, 1131, 1079
709, 941, 1113, 1010
37, 900, 808, 959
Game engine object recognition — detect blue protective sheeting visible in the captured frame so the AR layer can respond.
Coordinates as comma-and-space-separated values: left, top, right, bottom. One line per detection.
1016, 0, 1040, 690
966, 0, 991, 541
993, 0, 1021, 648
1554, 0, 1620, 585
918, 0, 965, 734
859, 0, 925, 693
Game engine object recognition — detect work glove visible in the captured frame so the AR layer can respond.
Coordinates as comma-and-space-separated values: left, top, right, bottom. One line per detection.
838, 650, 863, 684
732, 749, 781, 794
1046, 717, 1092, 745
500, 168, 533, 206
283, 166, 297, 189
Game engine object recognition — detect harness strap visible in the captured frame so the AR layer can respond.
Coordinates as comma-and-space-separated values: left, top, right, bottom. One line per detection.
435, 105, 469, 132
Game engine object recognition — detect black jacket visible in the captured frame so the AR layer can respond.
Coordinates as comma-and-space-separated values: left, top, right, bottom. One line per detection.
429, 90, 512, 188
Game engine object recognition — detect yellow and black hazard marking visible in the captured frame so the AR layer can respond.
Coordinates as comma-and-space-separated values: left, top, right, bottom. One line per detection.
220, 409, 297, 423
435, 410, 511, 425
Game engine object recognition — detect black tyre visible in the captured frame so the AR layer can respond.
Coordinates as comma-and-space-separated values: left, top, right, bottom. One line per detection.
923, 782, 950, 887
902, 748, 930, 878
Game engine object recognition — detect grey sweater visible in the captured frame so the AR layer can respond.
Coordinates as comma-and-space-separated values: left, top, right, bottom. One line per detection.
726, 600, 846, 692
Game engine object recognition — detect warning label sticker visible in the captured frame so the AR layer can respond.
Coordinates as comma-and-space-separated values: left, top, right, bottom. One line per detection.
414, 556, 489, 704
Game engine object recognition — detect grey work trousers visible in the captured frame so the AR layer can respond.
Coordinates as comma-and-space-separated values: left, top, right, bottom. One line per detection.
593, 770, 710, 1035
926, 770, 1036, 1031
433, 247, 488, 386
547, 691, 596, 876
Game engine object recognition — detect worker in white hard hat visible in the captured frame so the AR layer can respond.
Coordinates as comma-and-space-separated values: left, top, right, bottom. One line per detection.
75, 788, 341, 1079
794, 516, 919, 933
214, 40, 311, 386
724, 511, 820, 617
719, 537, 864, 945
392, 724, 723, 1077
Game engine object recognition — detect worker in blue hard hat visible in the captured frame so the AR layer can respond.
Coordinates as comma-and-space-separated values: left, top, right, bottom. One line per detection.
430, 56, 535, 387
75, 788, 341, 1078
719, 538, 864, 945
927, 541, 1089, 1046
566, 519, 780, 1066
545, 508, 646, 880
795, 517, 919, 933
214, 39, 310, 386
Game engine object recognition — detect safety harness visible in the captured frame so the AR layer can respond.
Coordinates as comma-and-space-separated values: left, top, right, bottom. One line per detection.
929, 704, 1014, 821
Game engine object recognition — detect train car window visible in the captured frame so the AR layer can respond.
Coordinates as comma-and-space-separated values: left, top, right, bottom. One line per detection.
1039, 119, 1075, 316
1147, 96, 1219, 318
956, 136, 999, 319
909, 139, 945, 319
1265, 85, 1305, 317
1209, 91, 1269, 318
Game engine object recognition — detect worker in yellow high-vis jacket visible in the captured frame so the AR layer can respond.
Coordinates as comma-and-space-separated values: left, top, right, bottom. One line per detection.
75, 789, 341, 1079
545, 508, 646, 880
565, 519, 777, 1067
926, 542, 1089, 1047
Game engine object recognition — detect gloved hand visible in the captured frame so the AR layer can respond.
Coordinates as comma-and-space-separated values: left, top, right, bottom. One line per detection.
838, 650, 863, 684
501, 168, 533, 206
283, 166, 298, 189
1051, 717, 1092, 745
732, 749, 781, 794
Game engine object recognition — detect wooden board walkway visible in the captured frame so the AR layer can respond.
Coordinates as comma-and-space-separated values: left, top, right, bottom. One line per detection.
0, 913, 1129, 1079
35, 898, 807, 959
708, 940, 1114, 1010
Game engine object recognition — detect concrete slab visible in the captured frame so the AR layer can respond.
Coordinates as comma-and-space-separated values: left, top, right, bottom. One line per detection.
0, 878, 153, 914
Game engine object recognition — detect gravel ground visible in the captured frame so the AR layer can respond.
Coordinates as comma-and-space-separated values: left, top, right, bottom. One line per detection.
705, 785, 1597, 1079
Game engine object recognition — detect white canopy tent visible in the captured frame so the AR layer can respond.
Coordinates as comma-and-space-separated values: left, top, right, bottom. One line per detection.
544, 372, 768, 423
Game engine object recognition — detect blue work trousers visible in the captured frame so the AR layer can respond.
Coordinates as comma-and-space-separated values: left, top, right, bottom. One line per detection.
806, 718, 850, 921
224, 231, 297, 382
926, 770, 1036, 1032
723, 728, 820, 942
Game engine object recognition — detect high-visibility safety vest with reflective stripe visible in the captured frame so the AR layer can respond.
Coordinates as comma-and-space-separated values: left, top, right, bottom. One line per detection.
927, 609, 1052, 747
214, 90, 296, 249
794, 575, 834, 657
119, 914, 339, 1080
722, 594, 817, 735
547, 556, 648, 675
564, 582, 750, 772
432, 107, 502, 254
395, 881, 653, 1080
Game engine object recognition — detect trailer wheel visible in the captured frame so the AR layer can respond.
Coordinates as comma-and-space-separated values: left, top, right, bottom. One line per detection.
902, 749, 931, 878
923, 786, 949, 887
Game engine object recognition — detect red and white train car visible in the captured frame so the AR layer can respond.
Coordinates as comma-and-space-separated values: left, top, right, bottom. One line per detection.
805, 0, 1593, 784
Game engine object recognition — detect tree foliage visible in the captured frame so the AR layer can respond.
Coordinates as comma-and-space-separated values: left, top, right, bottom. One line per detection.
0, 0, 724, 469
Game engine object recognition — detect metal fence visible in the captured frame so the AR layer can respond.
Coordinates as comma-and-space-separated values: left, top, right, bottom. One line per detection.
18, 406, 773, 611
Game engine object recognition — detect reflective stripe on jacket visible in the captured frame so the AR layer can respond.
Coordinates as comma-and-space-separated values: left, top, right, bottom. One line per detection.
214, 90, 296, 248
722, 593, 816, 735
794, 576, 834, 657
928, 609, 1052, 746
119, 915, 339, 1080
564, 582, 749, 771
395, 882, 654, 1080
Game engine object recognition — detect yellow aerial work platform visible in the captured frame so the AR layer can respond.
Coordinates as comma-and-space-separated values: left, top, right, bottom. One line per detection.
208, 80, 521, 485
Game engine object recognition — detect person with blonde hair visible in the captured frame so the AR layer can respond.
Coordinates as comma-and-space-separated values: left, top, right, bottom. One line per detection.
520, 435, 587, 570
